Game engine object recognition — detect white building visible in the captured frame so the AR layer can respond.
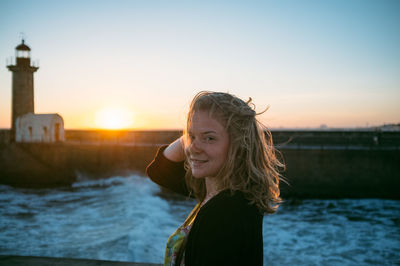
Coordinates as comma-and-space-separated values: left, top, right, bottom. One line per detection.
15, 113, 65, 143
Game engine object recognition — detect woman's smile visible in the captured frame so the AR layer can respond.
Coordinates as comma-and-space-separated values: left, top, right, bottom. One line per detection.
190, 158, 209, 168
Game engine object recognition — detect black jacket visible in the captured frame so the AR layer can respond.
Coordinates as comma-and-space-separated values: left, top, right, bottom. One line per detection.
146, 145, 263, 266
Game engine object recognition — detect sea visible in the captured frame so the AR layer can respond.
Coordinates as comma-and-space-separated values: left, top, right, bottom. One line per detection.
0, 174, 399, 266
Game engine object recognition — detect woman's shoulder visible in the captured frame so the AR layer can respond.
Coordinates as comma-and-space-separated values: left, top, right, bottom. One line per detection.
200, 190, 262, 219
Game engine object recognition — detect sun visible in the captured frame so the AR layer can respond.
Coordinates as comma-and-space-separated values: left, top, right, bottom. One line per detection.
95, 108, 134, 129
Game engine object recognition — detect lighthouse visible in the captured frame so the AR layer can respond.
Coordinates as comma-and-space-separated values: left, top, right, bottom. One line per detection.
7, 40, 39, 142
6, 39, 65, 143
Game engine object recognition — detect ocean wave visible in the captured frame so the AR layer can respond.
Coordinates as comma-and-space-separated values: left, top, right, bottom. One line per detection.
0, 176, 399, 265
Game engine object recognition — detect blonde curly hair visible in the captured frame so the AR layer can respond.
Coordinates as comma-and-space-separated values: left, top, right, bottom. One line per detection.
183, 91, 284, 214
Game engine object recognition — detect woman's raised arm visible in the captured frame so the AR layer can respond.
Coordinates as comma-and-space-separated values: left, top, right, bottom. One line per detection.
146, 136, 189, 196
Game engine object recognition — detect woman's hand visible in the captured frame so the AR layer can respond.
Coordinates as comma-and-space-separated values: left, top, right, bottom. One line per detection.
163, 136, 186, 162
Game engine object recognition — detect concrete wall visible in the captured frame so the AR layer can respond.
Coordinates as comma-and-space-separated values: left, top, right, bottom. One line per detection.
280, 148, 400, 198
0, 142, 158, 187
0, 130, 10, 144
65, 130, 182, 145
0, 141, 399, 198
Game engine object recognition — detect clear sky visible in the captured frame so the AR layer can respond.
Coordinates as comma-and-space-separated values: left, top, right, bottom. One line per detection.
0, 0, 399, 130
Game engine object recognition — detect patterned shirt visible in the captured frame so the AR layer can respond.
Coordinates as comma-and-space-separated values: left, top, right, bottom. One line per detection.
165, 203, 201, 266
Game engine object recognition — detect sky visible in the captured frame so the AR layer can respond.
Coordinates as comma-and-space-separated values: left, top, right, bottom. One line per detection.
0, 0, 399, 130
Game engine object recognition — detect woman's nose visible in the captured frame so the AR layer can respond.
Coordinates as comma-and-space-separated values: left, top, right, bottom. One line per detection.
189, 138, 201, 154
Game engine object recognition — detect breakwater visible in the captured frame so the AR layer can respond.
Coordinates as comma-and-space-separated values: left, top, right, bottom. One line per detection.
0, 129, 399, 198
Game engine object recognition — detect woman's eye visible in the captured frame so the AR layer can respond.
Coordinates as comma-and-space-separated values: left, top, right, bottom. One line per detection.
204, 136, 214, 142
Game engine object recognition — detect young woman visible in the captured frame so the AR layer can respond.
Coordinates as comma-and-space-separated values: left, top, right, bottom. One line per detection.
146, 91, 284, 266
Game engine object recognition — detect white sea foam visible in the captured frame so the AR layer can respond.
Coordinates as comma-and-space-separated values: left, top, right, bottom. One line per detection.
0, 178, 399, 265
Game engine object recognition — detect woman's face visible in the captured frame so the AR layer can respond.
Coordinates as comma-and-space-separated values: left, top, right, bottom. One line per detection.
186, 110, 230, 179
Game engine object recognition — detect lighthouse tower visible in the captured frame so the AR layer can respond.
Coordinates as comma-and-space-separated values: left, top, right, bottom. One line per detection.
7, 40, 39, 142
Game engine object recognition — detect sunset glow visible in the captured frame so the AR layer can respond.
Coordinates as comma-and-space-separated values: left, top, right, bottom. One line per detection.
95, 108, 134, 130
